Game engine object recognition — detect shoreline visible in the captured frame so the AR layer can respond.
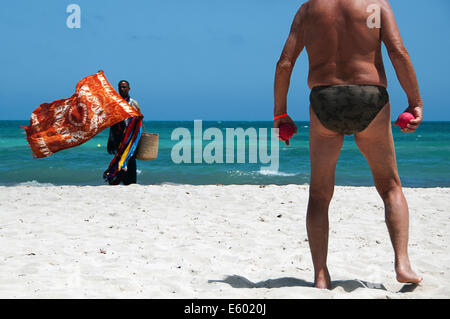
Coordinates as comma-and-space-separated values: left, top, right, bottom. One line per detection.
0, 184, 448, 298
2, 182, 450, 189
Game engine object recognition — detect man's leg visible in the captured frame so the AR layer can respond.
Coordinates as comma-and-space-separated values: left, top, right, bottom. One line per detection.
307, 106, 345, 289
354, 103, 422, 284
122, 156, 137, 185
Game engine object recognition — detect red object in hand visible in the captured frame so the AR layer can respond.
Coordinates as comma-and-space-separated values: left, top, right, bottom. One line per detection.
279, 124, 295, 145
395, 112, 415, 129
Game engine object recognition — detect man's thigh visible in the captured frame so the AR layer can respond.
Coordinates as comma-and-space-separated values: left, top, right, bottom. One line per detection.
309, 106, 345, 195
354, 103, 402, 190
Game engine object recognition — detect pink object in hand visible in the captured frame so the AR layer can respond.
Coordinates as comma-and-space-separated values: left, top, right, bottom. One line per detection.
395, 112, 415, 129
279, 124, 295, 145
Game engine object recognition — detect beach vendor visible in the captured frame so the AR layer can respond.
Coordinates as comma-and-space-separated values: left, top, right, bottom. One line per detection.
107, 80, 142, 185
274, 0, 423, 289
24, 70, 143, 184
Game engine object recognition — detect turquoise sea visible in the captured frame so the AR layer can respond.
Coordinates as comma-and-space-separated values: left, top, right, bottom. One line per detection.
0, 120, 449, 187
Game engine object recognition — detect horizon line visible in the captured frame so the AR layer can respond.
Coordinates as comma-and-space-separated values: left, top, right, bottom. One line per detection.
1, 119, 450, 123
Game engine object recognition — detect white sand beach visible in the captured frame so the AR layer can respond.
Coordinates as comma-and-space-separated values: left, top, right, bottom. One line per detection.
0, 184, 449, 299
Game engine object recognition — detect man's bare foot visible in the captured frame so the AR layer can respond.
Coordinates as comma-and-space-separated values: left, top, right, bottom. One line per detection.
396, 265, 423, 284
314, 268, 331, 289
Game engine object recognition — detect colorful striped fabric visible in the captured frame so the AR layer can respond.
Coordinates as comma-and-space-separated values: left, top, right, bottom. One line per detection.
103, 117, 143, 184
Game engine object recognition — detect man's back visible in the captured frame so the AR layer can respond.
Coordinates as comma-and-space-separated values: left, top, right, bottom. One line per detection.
301, 0, 387, 88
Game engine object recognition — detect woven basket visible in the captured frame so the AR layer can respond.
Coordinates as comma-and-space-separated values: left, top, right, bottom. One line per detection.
135, 133, 159, 161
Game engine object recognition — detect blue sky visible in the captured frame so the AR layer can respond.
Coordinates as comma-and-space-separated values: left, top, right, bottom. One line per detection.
1, 0, 449, 121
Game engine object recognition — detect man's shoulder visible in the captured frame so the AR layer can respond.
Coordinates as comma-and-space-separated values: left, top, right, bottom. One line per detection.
303, 0, 389, 20
129, 98, 141, 111
299, 1, 310, 12
129, 98, 139, 105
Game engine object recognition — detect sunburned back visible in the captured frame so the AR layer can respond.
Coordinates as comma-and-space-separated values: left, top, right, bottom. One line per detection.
303, 0, 387, 88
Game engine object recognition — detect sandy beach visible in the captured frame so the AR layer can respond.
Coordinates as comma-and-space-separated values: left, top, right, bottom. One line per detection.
0, 184, 448, 299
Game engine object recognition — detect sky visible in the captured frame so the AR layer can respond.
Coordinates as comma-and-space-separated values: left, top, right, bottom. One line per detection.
1, 0, 449, 121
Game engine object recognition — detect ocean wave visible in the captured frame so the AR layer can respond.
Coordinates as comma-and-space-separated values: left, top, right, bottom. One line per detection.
227, 169, 298, 177
258, 168, 297, 176
17, 180, 55, 187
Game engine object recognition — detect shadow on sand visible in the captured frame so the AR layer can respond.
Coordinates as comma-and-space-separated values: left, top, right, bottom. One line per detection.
209, 275, 418, 293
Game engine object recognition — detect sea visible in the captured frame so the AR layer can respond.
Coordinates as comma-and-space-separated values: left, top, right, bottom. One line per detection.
0, 120, 449, 187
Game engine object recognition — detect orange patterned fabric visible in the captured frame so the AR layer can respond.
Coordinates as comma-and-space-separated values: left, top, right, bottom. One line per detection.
25, 71, 143, 158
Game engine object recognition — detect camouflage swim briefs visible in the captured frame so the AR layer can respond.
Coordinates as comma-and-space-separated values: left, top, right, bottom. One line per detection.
310, 85, 389, 135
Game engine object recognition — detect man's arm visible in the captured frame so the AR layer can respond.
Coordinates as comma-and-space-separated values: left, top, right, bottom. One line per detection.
380, 0, 423, 132
274, 6, 306, 139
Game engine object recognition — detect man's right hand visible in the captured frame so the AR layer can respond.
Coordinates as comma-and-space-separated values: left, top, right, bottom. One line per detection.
274, 115, 298, 145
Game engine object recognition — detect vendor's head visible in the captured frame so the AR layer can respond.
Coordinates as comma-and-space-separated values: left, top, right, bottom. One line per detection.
118, 80, 130, 99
